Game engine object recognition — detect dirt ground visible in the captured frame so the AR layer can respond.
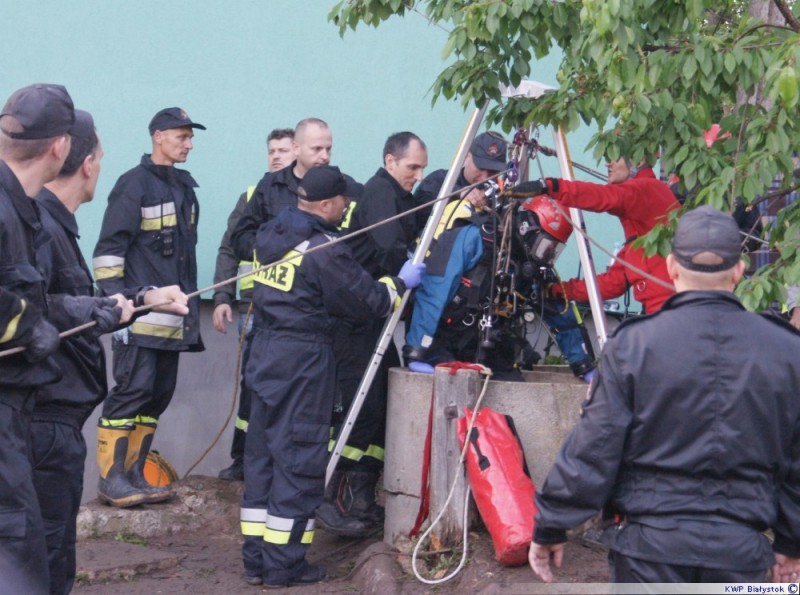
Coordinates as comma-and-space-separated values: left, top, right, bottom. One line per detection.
73, 476, 609, 594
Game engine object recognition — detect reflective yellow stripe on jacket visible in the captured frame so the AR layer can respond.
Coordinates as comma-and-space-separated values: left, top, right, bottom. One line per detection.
0, 299, 25, 344
130, 311, 184, 340
239, 186, 257, 291
253, 241, 310, 293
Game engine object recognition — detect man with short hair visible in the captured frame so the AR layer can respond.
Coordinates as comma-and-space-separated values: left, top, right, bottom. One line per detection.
92, 107, 206, 508
317, 132, 428, 536
529, 206, 800, 585
212, 127, 295, 482
415, 131, 508, 237
240, 165, 424, 587
0, 82, 77, 595
33, 109, 189, 594
231, 118, 334, 261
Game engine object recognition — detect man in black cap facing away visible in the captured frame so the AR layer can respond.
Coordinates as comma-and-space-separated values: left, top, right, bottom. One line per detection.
529, 205, 800, 585
239, 165, 425, 587
0, 83, 81, 594
33, 109, 189, 594
92, 107, 206, 508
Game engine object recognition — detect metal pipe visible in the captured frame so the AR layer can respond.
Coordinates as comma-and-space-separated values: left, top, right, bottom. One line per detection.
552, 128, 608, 346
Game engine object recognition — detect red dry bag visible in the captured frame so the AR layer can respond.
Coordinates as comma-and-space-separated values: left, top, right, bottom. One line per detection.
457, 406, 537, 567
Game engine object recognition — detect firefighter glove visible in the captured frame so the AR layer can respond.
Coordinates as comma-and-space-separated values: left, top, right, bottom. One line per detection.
503, 179, 545, 198
63, 296, 123, 337
398, 260, 426, 289
23, 318, 60, 363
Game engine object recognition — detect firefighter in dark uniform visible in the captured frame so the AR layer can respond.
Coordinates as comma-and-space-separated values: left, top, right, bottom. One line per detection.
92, 107, 206, 508
32, 110, 189, 595
530, 207, 800, 584
0, 83, 81, 595
239, 165, 425, 587
231, 118, 333, 262
316, 132, 429, 537
212, 128, 294, 482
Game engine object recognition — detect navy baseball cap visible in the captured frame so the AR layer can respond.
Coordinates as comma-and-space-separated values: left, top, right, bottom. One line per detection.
672, 205, 742, 272
148, 107, 206, 135
298, 165, 363, 202
470, 132, 508, 172
0, 83, 75, 140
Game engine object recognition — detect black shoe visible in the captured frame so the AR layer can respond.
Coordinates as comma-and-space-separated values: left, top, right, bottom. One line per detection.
218, 459, 244, 481
263, 564, 327, 588
315, 501, 371, 538
243, 573, 262, 586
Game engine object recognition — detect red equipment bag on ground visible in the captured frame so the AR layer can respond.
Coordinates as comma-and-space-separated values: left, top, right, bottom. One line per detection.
457, 406, 537, 566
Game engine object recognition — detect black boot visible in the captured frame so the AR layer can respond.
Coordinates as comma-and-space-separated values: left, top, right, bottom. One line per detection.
315, 469, 371, 538
342, 470, 384, 527
218, 458, 244, 481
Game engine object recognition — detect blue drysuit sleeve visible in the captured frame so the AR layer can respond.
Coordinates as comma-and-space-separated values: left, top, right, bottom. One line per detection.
405, 224, 483, 348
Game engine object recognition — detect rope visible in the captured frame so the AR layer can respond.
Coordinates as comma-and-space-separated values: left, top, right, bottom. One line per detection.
1, 151, 694, 357
411, 363, 493, 585
181, 303, 252, 478
0, 172, 506, 359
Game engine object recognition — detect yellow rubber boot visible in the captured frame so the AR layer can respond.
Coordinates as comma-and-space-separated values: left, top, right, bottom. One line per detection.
125, 424, 171, 503
97, 426, 152, 508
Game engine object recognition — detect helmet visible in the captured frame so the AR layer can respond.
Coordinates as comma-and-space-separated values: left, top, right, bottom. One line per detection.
516, 195, 573, 266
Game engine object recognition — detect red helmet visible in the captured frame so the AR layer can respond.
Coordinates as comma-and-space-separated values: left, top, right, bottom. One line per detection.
516, 195, 573, 265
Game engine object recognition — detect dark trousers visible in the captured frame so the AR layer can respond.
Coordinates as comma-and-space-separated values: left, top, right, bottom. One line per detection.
609, 550, 768, 587
332, 317, 396, 471
241, 332, 335, 583
31, 419, 85, 595
0, 392, 49, 595
230, 313, 254, 462
102, 341, 180, 423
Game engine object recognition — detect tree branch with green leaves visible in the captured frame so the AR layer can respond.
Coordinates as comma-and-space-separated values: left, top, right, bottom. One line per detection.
330, 0, 800, 311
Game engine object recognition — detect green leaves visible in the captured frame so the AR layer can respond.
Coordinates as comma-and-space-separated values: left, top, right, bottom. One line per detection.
329, 0, 800, 312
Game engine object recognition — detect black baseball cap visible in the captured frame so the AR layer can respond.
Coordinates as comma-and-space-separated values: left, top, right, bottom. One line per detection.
298, 165, 363, 202
70, 109, 95, 143
148, 107, 206, 135
672, 205, 742, 272
470, 132, 508, 172
0, 83, 75, 140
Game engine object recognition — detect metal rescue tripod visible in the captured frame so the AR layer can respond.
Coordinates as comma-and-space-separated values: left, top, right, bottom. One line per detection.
325, 80, 609, 487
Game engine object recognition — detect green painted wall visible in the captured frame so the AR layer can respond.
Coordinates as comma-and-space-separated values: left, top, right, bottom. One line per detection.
1, 1, 621, 303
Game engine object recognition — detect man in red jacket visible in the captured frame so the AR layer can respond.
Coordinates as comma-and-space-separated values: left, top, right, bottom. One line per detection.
510, 158, 679, 314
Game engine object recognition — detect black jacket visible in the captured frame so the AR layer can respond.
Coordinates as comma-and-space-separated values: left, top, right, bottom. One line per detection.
346, 167, 422, 279
0, 161, 61, 388
534, 291, 800, 569
250, 206, 400, 341
92, 154, 202, 352
213, 186, 255, 312
231, 163, 300, 262
34, 189, 106, 423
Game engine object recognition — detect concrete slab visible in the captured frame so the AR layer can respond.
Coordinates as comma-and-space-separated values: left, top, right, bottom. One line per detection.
76, 539, 184, 586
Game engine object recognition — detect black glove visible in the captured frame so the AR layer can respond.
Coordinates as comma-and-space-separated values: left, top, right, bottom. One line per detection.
503, 179, 548, 198
22, 318, 60, 363
63, 295, 123, 337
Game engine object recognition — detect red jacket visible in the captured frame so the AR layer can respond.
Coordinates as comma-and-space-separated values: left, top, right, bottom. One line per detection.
551, 168, 680, 314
